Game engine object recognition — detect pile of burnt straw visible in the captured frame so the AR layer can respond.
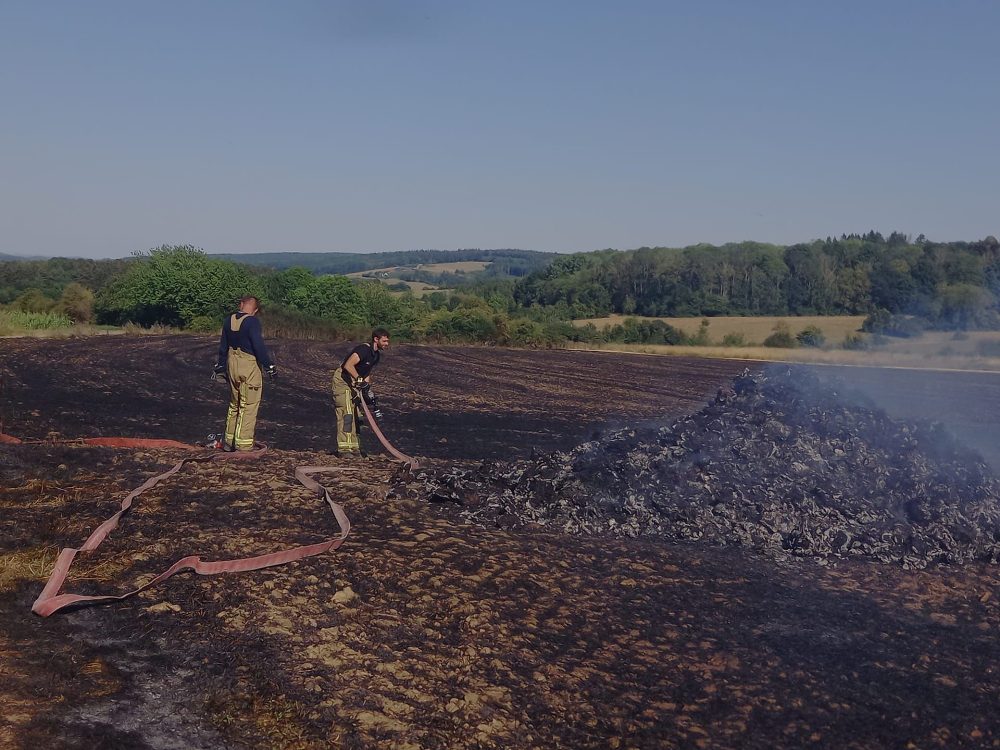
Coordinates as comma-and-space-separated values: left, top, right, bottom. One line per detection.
394, 367, 1000, 568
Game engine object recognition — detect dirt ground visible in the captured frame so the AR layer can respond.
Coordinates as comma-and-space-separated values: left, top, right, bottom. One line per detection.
2, 336, 1000, 749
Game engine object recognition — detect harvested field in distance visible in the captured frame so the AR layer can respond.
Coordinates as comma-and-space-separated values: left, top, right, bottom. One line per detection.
574, 314, 867, 343
417, 260, 491, 273
571, 315, 1000, 370
2, 337, 1000, 748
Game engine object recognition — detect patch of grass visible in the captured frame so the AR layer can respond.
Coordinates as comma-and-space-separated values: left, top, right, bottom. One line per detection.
122, 321, 182, 335
0, 309, 72, 333
0, 547, 59, 591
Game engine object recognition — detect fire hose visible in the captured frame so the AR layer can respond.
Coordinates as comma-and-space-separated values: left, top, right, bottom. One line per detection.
4, 382, 418, 615
356, 396, 419, 468
8, 438, 357, 617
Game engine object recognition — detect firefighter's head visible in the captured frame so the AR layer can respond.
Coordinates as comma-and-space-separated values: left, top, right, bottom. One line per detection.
238, 295, 261, 315
371, 327, 390, 351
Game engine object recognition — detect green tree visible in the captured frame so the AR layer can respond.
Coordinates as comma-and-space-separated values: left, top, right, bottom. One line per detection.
935, 284, 995, 330
95, 245, 266, 326
287, 275, 365, 325
355, 280, 422, 336
266, 267, 316, 306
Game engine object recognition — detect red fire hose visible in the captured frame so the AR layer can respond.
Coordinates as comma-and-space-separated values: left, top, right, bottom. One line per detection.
358, 398, 420, 469
0, 432, 365, 617
6, 396, 417, 616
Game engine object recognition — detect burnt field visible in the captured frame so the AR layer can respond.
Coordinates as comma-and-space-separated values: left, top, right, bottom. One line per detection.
2, 336, 1000, 749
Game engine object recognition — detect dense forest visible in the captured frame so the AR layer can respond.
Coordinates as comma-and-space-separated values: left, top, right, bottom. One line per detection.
0, 257, 132, 304
512, 233, 1000, 330
2, 233, 999, 346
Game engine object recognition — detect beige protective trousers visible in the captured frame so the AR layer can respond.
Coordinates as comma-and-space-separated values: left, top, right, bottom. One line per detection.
331, 367, 361, 454
225, 346, 263, 451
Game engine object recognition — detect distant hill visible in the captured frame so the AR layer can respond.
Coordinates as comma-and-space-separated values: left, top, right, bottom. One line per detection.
0, 252, 48, 261
212, 248, 558, 277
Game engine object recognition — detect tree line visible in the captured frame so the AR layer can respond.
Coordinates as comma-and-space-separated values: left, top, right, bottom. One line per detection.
214, 248, 555, 277
510, 232, 1000, 331
3, 233, 1000, 346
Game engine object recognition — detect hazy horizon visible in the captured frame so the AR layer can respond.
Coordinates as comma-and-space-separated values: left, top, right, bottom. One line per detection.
5, 229, 999, 262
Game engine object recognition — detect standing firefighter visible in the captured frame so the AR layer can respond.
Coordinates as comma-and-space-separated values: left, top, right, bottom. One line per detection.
213, 295, 276, 451
332, 328, 389, 456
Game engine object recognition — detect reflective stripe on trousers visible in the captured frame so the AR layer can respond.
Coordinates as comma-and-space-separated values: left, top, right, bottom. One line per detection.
225, 349, 263, 450
331, 367, 360, 452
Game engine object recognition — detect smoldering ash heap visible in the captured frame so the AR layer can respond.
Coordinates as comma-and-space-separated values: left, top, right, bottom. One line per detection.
396, 367, 1000, 569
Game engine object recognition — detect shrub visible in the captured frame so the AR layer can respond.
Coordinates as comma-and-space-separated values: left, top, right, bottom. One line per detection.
56, 282, 95, 323
689, 318, 711, 346
863, 308, 925, 338
796, 325, 826, 348
419, 308, 499, 343
763, 322, 797, 348
841, 333, 869, 350
862, 308, 891, 334
605, 318, 687, 345
12, 289, 55, 313
720, 332, 747, 347
570, 322, 603, 344
186, 315, 219, 333
507, 319, 546, 347
261, 305, 361, 341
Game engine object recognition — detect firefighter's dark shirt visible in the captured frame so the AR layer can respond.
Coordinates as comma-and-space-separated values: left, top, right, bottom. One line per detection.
216, 312, 273, 369
340, 343, 381, 382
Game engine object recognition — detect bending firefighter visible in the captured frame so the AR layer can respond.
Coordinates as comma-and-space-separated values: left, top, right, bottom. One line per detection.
213, 295, 276, 451
332, 328, 389, 456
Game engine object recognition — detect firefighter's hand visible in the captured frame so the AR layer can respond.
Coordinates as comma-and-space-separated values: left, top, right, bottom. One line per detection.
211, 363, 226, 381
266, 365, 277, 381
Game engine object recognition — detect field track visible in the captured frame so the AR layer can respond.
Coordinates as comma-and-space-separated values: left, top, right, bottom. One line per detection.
2, 337, 1000, 749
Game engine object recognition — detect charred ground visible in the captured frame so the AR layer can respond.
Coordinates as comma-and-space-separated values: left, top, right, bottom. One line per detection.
2, 336, 1000, 749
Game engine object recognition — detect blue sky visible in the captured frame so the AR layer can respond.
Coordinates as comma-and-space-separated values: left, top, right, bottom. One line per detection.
1, 0, 997, 258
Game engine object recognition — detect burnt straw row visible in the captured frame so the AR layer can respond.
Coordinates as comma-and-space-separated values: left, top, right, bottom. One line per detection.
395, 368, 1000, 568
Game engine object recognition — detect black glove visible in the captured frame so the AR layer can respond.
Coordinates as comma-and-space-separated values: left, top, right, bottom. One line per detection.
211, 363, 226, 381
266, 364, 277, 381
364, 387, 384, 420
